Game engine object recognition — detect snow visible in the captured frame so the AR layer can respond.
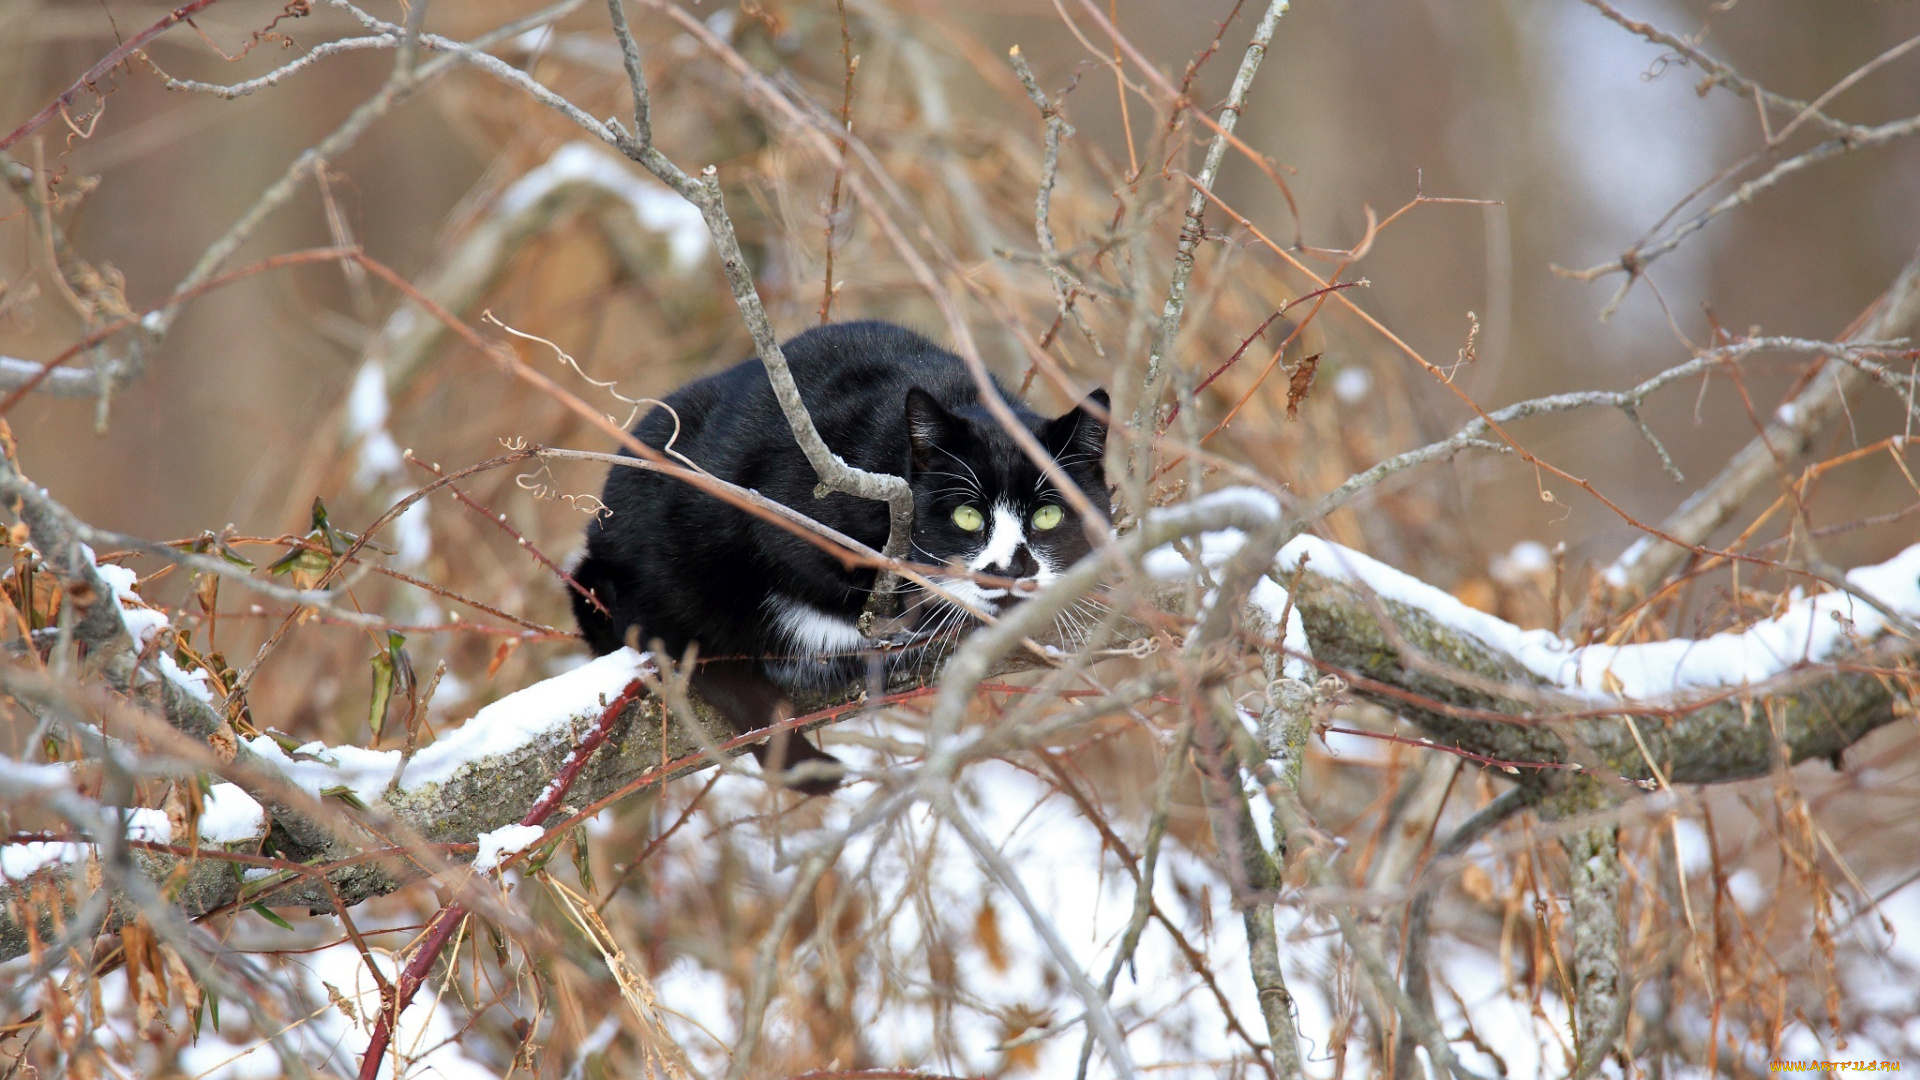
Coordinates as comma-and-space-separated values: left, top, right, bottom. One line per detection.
346, 359, 404, 488
1333, 366, 1372, 403
0, 756, 74, 795
1490, 539, 1551, 584
124, 807, 172, 845
199, 784, 267, 844
242, 648, 652, 809
0, 779, 265, 885
93, 558, 217, 704
0, 842, 86, 882
389, 497, 432, 568
1143, 490, 1311, 681
345, 359, 390, 437
342, 359, 428, 564
1146, 489, 1920, 702
471, 823, 544, 873
1725, 868, 1765, 913
512, 25, 553, 52
1671, 818, 1711, 875
828, 760, 1280, 1077
1248, 576, 1313, 680
1604, 534, 1655, 586
499, 142, 708, 269
0, 578, 642, 886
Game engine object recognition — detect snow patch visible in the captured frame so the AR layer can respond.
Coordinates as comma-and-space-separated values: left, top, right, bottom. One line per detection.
1725, 868, 1765, 913
93, 557, 216, 703
512, 25, 553, 52
174, 939, 498, 1079
1147, 487, 1920, 702
1, 842, 87, 883
346, 360, 405, 488
242, 648, 652, 809
472, 823, 545, 873
1333, 366, 1372, 403
1249, 576, 1312, 680
1490, 539, 1551, 584
199, 783, 267, 844
123, 807, 171, 845
500, 142, 707, 269
388, 497, 431, 568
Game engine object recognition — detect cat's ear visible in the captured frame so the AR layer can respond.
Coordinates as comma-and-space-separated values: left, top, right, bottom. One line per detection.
1043, 388, 1110, 460
905, 387, 960, 469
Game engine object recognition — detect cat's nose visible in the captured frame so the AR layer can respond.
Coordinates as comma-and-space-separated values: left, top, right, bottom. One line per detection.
1001, 547, 1039, 582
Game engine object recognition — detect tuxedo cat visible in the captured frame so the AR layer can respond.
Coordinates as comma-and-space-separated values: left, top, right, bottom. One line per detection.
570, 321, 1109, 793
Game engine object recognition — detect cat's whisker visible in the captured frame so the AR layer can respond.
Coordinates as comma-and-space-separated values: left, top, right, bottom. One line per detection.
930, 445, 985, 493
926, 601, 970, 647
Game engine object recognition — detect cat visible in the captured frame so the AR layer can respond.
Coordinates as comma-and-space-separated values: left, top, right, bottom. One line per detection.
570, 320, 1110, 793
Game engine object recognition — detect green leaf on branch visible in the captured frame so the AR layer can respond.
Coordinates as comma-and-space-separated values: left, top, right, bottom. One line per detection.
249, 903, 294, 931
368, 631, 413, 740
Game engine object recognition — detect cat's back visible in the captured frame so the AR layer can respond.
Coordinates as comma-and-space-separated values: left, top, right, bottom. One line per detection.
637, 321, 978, 469
782, 320, 975, 403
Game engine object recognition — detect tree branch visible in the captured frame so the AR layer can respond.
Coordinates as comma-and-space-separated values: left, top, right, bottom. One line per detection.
1603, 243, 1920, 598
1129, 0, 1291, 443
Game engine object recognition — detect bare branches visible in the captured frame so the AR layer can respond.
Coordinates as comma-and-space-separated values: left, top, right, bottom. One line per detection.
1263, 778, 1492, 1080
153, 34, 400, 98
1289, 561, 1915, 787
938, 793, 1139, 1080
1561, 117, 1920, 301
1010, 45, 1098, 355
1561, 2, 1920, 306
6, 3, 1920, 1075
1577, 0, 1857, 142
0, 0, 228, 153
1604, 245, 1920, 598
1560, 802, 1626, 1077
1130, 0, 1291, 442
603, 0, 653, 148
1393, 786, 1537, 1080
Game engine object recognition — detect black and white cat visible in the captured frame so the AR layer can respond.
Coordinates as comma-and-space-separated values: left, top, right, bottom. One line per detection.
570, 320, 1109, 793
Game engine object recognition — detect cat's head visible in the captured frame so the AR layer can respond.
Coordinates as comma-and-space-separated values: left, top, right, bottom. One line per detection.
902, 387, 1110, 628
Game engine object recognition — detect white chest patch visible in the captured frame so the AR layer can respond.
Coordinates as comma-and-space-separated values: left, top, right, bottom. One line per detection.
967, 504, 1027, 573
768, 596, 867, 656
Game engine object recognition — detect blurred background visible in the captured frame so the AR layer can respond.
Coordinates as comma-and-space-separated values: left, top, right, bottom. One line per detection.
4, 0, 1920, 1076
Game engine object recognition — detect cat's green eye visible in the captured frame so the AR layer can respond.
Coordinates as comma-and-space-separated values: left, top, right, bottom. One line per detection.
952, 505, 985, 532
1032, 505, 1065, 531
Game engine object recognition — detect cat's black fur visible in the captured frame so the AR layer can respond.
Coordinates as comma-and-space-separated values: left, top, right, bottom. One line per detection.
570, 320, 1109, 793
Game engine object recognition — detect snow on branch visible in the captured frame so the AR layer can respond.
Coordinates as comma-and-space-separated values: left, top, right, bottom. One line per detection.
1154, 493, 1920, 701
4, 490, 1913, 961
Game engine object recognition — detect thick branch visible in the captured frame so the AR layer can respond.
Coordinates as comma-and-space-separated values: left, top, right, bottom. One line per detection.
1291, 567, 1913, 785
1559, 794, 1626, 1077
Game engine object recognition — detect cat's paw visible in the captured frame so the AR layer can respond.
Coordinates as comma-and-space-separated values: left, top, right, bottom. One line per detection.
754, 732, 847, 796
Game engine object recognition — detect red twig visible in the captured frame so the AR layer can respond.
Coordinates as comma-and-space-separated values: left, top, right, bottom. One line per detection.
517, 685, 943, 876
356, 677, 644, 1080
406, 456, 609, 616
0, 0, 228, 153
1163, 280, 1359, 426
